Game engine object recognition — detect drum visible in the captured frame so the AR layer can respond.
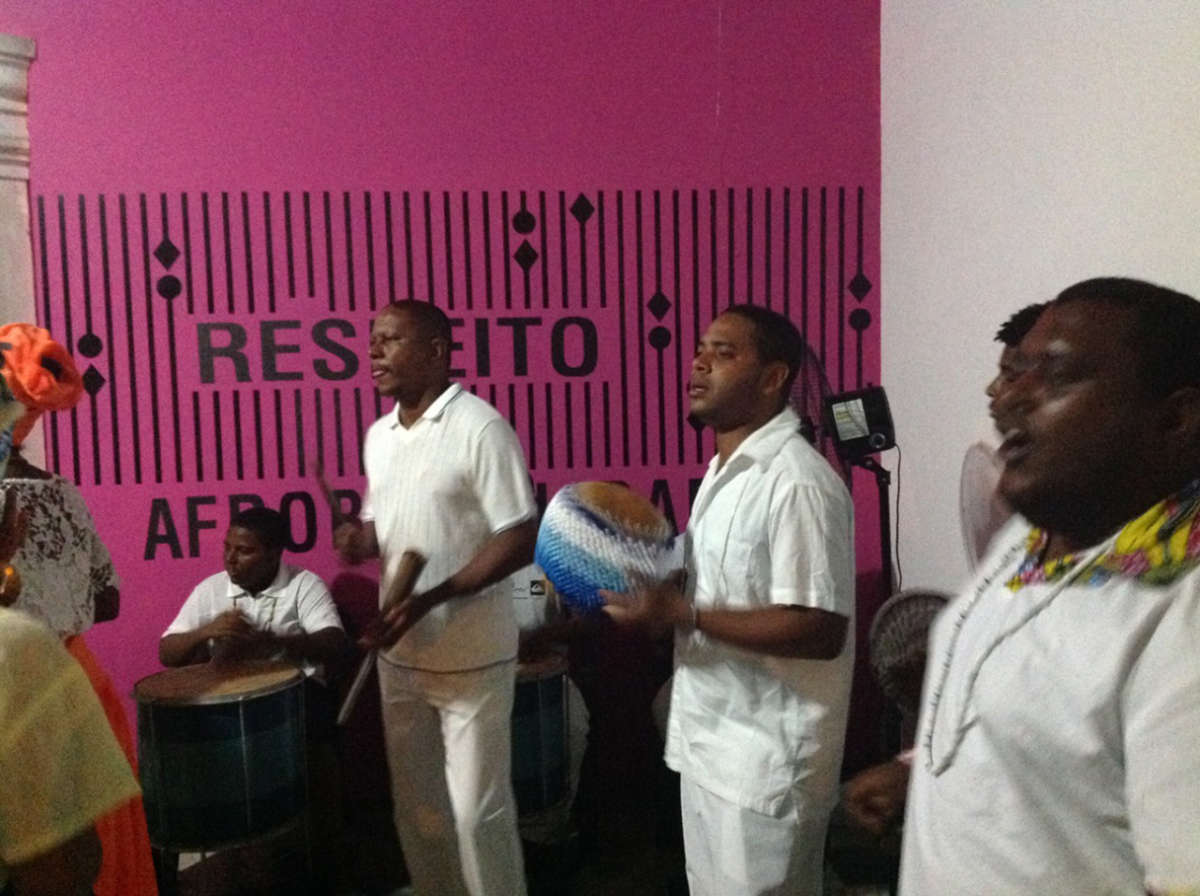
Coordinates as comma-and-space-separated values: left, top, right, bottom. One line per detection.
535, 481, 677, 613
511, 653, 569, 816
134, 660, 307, 851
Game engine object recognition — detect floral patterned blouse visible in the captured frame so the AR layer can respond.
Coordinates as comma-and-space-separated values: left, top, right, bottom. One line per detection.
1, 474, 118, 637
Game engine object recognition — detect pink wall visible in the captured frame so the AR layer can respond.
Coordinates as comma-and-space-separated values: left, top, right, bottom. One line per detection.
7, 1, 877, 189
4, 1, 882, 766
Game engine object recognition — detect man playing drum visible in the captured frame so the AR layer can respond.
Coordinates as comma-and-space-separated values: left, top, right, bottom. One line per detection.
159, 506, 347, 677
158, 505, 350, 890
334, 300, 536, 896
604, 305, 855, 896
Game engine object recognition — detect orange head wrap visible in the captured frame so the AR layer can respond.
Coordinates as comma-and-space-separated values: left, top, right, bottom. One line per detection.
0, 323, 84, 446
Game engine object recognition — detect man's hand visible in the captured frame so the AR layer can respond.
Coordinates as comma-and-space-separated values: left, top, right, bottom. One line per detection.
359, 588, 435, 650
202, 609, 270, 662
842, 757, 911, 837
204, 608, 259, 641
600, 570, 689, 639
333, 519, 376, 565
161, 609, 265, 667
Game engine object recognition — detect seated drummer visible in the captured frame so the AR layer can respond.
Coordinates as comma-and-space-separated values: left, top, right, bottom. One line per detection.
159, 506, 348, 679
160, 506, 350, 892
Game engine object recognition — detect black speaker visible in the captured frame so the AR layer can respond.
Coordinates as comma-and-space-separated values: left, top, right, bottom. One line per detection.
823, 386, 895, 460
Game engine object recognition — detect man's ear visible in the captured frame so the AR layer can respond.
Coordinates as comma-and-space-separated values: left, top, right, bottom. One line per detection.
1159, 385, 1200, 460
429, 336, 449, 362
760, 360, 790, 402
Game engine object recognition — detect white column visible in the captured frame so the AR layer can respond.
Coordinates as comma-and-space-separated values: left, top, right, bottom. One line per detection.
0, 33, 35, 322
0, 33, 41, 462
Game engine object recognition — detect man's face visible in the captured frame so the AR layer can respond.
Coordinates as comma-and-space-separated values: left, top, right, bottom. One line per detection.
688, 313, 774, 430
224, 526, 280, 594
368, 308, 440, 400
986, 345, 1022, 401
990, 301, 1159, 530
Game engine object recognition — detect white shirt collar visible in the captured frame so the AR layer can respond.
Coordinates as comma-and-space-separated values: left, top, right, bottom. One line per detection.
709, 406, 804, 475
224, 561, 290, 600
388, 382, 462, 429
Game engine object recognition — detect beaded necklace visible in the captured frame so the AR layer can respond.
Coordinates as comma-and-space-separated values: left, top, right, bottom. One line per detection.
921, 530, 1115, 775
233, 588, 280, 632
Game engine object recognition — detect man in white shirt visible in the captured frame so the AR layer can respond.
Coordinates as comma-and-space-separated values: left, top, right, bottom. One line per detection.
159, 506, 347, 677
845, 302, 1047, 838
159, 505, 348, 891
334, 300, 536, 896
605, 305, 855, 896
900, 277, 1200, 894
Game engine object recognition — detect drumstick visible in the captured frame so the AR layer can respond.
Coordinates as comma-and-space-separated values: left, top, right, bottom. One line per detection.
336, 549, 427, 726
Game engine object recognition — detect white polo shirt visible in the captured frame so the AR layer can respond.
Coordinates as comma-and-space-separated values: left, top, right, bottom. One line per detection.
900, 518, 1200, 894
361, 383, 536, 672
163, 562, 343, 677
666, 407, 855, 817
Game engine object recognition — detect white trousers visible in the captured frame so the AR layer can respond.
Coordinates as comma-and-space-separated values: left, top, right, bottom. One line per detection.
680, 773, 830, 896
378, 658, 527, 896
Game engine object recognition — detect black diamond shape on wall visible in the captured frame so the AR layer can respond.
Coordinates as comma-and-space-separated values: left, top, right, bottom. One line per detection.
514, 241, 539, 271
849, 272, 872, 302
82, 366, 106, 396
570, 194, 594, 223
154, 238, 180, 268
647, 291, 671, 320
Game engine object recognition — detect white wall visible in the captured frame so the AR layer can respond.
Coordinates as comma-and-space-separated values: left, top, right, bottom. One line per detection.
881, 1, 1200, 591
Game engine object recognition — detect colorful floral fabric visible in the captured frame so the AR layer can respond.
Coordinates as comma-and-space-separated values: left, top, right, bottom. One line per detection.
1007, 478, 1200, 591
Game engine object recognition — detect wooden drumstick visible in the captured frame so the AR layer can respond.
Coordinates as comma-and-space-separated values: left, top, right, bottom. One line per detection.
336, 549, 427, 726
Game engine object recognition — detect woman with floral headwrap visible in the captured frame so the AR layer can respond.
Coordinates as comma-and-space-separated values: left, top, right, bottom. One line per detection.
0, 323, 157, 896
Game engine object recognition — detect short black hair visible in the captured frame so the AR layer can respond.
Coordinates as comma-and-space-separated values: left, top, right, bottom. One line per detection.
381, 300, 452, 345
721, 304, 808, 397
1054, 277, 1200, 395
230, 506, 288, 552
994, 302, 1046, 347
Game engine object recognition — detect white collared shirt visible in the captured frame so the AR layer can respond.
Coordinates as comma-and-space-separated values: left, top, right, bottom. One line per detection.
361, 383, 536, 672
900, 518, 1200, 894
665, 406, 855, 816
163, 562, 343, 677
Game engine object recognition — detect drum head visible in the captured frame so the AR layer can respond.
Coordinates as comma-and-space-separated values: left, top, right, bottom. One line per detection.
134, 660, 302, 705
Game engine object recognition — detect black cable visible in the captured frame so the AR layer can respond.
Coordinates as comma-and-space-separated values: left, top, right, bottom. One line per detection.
892, 443, 903, 590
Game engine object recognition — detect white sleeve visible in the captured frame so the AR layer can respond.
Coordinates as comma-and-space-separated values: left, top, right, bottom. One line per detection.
360, 418, 383, 524
473, 418, 536, 535
766, 480, 854, 617
293, 571, 344, 633
161, 576, 218, 637
1123, 581, 1200, 892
